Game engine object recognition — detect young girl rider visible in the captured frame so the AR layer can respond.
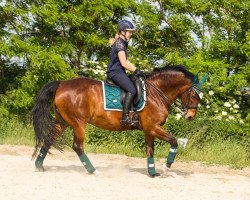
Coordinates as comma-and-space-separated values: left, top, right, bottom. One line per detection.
107, 20, 143, 127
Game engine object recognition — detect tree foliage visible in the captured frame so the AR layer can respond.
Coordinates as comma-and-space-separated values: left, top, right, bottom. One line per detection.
0, 0, 249, 123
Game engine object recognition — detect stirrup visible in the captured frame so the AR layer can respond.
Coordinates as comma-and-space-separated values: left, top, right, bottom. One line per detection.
121, 116, 139, 128
131, 120, 139, 128
121, 118, 130, 127
131, 113, 139, 128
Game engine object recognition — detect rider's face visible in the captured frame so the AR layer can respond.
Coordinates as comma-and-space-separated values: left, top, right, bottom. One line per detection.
121, 30, 133, 41
125, 31, 133, 39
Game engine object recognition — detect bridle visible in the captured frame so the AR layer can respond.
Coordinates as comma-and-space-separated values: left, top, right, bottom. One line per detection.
144, 79, 201, 115
178, 86, 201, 111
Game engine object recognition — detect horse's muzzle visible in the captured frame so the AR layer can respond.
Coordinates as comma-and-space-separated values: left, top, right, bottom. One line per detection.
184, 109, 197, 121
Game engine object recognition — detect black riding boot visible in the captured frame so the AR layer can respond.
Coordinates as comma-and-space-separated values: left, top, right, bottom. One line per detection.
121, 92, 133, 127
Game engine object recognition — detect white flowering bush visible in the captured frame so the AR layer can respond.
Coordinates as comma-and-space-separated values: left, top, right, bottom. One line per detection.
79, 61, 107, 80
200, 89, 244, 123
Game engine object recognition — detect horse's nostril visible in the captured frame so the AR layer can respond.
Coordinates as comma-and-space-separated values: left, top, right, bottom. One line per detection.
185, 115, 193, 121
188, 116, 193, 121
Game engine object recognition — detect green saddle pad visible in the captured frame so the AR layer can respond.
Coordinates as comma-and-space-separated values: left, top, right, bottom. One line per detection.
102, 81, 146, 111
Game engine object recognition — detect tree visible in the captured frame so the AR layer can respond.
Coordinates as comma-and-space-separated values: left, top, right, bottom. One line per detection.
0, 0, 248, 120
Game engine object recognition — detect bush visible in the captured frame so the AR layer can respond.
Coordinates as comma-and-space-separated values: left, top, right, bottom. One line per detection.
86, 114, 250, 158
0, 113, 249, 168
0, 116, 34, 145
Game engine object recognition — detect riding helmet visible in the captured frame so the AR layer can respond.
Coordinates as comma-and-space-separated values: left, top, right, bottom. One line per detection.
117, 20, 135, 32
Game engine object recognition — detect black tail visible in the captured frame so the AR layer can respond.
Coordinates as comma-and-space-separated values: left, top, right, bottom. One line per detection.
32, 81, 60, 159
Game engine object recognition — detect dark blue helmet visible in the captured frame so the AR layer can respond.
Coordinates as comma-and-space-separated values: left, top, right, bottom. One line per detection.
117, 20, 135, 32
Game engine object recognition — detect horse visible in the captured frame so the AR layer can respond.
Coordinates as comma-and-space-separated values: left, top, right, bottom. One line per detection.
32, 65, 206, 177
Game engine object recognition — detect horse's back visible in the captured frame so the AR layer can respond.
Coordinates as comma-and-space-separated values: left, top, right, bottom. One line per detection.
59, 77, 100, 90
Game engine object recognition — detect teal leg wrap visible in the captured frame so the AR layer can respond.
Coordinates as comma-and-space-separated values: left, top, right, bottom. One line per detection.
35, 146, 48, 168
147, 157, 156, 176
79, 154, 95, 174
166, 147, 178, 166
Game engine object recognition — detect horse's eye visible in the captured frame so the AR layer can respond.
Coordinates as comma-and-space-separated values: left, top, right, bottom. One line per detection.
191, 95, 197, 99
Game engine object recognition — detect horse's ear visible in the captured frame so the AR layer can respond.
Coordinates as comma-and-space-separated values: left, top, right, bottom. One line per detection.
194, 75, 199, 84
200, 74, 208, 85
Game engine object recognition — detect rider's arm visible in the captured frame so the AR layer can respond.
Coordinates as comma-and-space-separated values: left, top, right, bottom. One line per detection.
118, 51, 136, 72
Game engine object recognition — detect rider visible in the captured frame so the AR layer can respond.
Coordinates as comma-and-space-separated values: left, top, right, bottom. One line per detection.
107, 20, 143, 127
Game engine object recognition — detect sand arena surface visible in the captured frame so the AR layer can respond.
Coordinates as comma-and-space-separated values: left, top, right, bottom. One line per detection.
0, 145, 249, 200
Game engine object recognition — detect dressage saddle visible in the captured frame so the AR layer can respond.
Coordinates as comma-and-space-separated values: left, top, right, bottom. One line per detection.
105, 74, 143, 107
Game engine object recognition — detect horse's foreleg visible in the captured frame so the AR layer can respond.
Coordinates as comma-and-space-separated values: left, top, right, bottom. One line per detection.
72, 125, 95, 174
145, 134, 158, 177
35, 122, 67, 171
151, 125, 178, 169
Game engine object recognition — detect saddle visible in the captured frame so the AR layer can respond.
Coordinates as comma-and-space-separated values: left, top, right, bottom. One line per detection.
105, 74, 144, 106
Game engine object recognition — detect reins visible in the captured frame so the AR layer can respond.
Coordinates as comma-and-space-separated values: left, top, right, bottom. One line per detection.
143, 78, 196, 115
144, 80, 174, 104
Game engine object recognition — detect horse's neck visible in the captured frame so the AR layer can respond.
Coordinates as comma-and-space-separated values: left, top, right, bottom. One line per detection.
148, 73, 191, 100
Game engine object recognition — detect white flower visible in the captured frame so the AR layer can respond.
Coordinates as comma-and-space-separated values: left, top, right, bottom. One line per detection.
233, 104, 239, 109
93, 70, 99, 74
175, 113, 182, 120
206, 105, 210, 108
215, 116, 222, 120
228, 116, 235, 120
239, 120, 244, 124
224, 102, 231, 107
214, 110, 218, 113
229, 99, 236, 104
208, 90, 214, 95
88, 60, 99, 64
222, 111, 228, 116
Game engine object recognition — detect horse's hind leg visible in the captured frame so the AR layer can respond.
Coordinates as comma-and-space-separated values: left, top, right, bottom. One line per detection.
72, 124, 95, 174
35, 122, 67, 171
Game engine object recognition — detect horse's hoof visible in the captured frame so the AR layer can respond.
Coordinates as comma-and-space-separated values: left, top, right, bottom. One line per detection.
149, 172, 161, 178
162, 164, 171, 173
161, 164, 177, 178
93, 170, 101, 175
35, 166, 45, 172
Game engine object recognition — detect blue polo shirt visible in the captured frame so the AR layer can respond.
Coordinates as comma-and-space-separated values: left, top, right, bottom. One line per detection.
107, 37, 128, 77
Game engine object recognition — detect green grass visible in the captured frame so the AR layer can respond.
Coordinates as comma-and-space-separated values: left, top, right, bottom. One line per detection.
178, 140, 250, 169
85, 143, 145, 157
0, 118, 34, 146
85, 140, 250, 169
0, 118, 249, 169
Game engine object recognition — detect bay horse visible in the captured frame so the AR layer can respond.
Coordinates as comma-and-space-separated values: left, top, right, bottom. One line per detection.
32, 65, 206, 177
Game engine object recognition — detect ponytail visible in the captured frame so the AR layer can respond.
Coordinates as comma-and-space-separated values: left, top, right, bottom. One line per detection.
109, 33, 119, 45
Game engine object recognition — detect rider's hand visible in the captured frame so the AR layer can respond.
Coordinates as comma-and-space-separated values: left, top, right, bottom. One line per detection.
134, 69, 144, 77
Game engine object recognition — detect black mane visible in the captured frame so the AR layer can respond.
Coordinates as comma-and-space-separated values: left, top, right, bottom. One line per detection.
146, 64, 195, 81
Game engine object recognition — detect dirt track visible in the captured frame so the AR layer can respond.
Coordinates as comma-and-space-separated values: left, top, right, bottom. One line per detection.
0, 145, 249, 200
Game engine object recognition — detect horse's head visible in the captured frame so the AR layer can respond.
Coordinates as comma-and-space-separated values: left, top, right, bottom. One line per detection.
179, 75, 207, 121
145, 65, 207, 121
